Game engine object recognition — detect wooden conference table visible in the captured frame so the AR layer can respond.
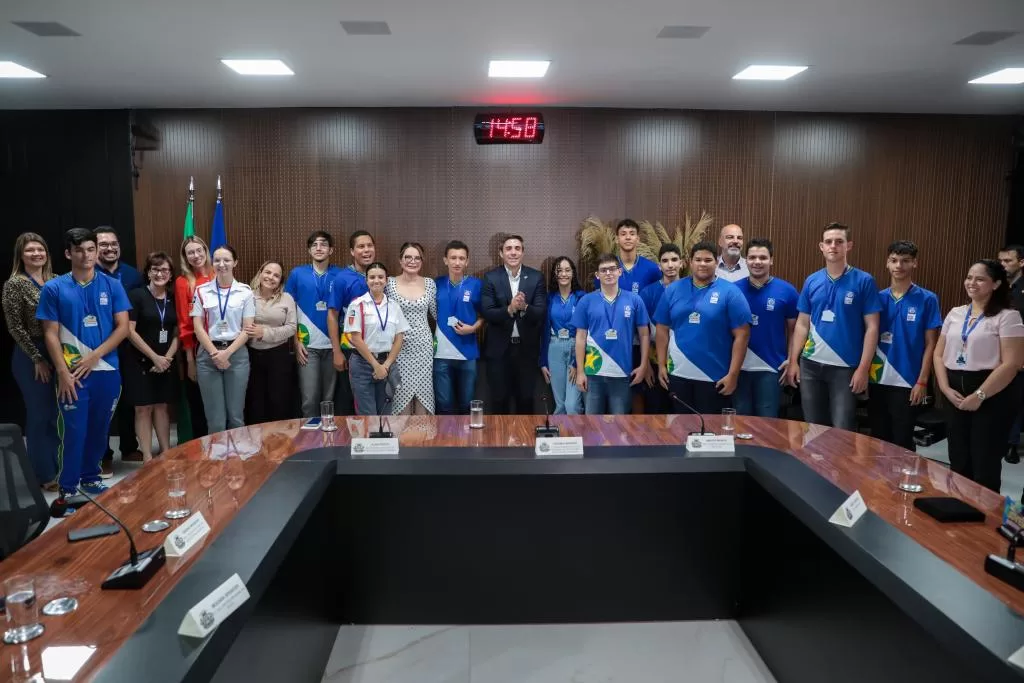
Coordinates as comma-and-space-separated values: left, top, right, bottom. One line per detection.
1, 414, 1023, 683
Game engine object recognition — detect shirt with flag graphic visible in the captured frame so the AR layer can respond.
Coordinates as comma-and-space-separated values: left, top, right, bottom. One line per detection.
285, 264, 341, 350
329, 266, 369, 350
870, 284, 941, 387
36, 272, 131, 371
653, 277, 752, 381
592, 255, 661, 295
797, 266, 881, 368
570, 289, 649, 378
734, 277, 799, 373
434, 275, 482, 361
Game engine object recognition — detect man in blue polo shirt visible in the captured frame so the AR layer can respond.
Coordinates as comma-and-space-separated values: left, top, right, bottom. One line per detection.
867, 240, 941, 450
285, 230, 342, 418
327, 229, 376, 415
734, 238, 799, 418
654, 241, 751, 414
434, 240, 483, 414
785, 222, 881, 431
640, 243, 683, 413
38, 228, 131, 502
573, 253, 649, 414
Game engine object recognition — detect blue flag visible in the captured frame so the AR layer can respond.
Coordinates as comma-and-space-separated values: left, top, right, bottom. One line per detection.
210, 197, 227, 252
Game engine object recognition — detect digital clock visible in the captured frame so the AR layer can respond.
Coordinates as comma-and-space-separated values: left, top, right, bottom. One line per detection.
473, 114, 545, 144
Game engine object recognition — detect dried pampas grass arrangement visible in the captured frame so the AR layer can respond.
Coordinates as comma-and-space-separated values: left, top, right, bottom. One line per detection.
578, 211, 714, 278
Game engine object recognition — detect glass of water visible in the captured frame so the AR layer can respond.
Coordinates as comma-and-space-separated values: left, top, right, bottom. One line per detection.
898, 452, 923, 493
165, 470, 191, 519
721, 408, 736, 433
469, 400, 485, 429
320, 401, 337, 431
3, 576, 44, 645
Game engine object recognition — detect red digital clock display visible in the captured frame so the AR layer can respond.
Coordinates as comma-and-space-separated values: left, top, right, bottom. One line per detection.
473, 114, 545, 144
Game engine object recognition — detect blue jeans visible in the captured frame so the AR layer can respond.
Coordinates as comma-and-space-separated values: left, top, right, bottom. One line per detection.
546, 337, 581, 415
433, 358, 477, 415
799, 358, 858, 431
734, 370, 782, 418
584, 375, 632, 415
349, 354, 389, 416
11, 341, 59, 485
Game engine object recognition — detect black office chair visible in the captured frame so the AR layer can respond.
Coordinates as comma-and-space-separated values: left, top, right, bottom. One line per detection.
0, 424, 50, 561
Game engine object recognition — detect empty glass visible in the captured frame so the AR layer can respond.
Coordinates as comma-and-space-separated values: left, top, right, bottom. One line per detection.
898, 453, 923, 493
721, 408, 736, 433
117, 477, 138, 505
3, 576, 44, 645
320, 401, 337, 431
165, 471, 191, 519
469, 400, 485, 429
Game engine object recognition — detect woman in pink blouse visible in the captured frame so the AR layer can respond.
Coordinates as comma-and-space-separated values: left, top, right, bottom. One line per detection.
933, 259, 1024, 491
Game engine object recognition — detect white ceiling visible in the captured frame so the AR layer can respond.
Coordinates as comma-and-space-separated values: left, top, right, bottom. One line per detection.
1, 0, 1023, 113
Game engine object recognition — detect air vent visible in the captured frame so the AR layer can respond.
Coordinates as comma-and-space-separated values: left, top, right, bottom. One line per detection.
955, 31, 1018, 46
656, 25, 710, 39
341, 21, 391, 36
12, 21, 80, 36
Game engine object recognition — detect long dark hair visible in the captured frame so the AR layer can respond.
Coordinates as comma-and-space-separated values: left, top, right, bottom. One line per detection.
971, 259, 1012, 316
548, 256, 582, 294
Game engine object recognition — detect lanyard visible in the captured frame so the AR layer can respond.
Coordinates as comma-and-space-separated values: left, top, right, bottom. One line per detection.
152, 288, 168, 329
313, 266, 330, 302
76, 274, 97, 319
448, 277, 465, 321
372, 296, 389, 333
960, 308, 984, 348
602, 289, 620, 333
215, 282, 232, 322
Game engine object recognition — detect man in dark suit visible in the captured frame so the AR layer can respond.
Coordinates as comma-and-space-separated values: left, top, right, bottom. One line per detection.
481, 234, 548, 414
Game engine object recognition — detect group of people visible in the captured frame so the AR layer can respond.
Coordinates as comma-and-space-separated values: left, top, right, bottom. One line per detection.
5, 220, 1024, 502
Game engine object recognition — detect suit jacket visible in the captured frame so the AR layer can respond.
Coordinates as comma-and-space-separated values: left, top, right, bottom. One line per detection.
480, 265, 547, 359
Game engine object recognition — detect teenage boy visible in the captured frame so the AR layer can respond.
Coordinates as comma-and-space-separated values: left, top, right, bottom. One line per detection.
593, 219, 662, 294
639, 243, 683, 412
434, 240, 484, 414
328, 230, 376, 415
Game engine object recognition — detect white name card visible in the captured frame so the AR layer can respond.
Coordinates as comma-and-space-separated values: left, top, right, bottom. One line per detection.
351, 437, 400, 458
685, 434, 735, 453
535, 437, 584, 458
177, 573, 250, 639
829, 490, 868, 528
1007, 644, 1024, 669
163, 511, 210, 558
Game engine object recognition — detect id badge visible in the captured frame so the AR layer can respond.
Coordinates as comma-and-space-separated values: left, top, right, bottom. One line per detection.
447, 316, 459, 328
907, 313, 916, 322
879, 331, 893, 344
605, 329, 618, 341
215, 320, 228, 333
688, 312, 700, 325
159, 329, 169, 344
956, 353, 967, 366
557, 328, 569, 339
821, 310, 836, 323
316, 301, 327, 311
83, 315, 98, 328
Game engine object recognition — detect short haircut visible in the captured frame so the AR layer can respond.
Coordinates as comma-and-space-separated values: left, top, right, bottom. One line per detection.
1001, 244, 1024, 260
445, 240, 469, 257
823, 221, 851, 240
887, 240, 918, 258
64, 228, 96, 250
94, 225, 117, 238
502, 234, 524, 248
143, 251, 175, 281
616, 218, 640, 234
745, 238, 774, 257
365, 261, 388, 278
213, 244, 238, 260
596, 252, 620, 268
658, 243, 682, 259
307, 230, 333, 248
690, 240, 717, 259
349, 230, 374, 250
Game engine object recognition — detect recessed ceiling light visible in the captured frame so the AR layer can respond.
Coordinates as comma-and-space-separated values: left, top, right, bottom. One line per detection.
0, 61, 46, 78
220, 59, 294, 76
488, 60, 550, 78
969, 68, 1024, 85
733, 65, 808, 81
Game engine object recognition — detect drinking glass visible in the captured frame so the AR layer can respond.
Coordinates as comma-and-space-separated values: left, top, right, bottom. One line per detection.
165, 471, 191, 519
117, 477, 138, 505
469, 400, 485, 429
3, 576, 43, 645
898, 452, 924, 493
721, 408, 736, 433
320, 401, 337, 431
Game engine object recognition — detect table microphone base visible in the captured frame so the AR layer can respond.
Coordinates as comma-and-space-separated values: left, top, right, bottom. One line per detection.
984, 554, 1024, 592
369, 431, 394, 438
101, 546, 166, 590
535, 426, 560, 438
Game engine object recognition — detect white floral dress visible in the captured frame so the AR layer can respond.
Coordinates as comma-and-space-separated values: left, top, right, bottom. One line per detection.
385, 276, 437, 414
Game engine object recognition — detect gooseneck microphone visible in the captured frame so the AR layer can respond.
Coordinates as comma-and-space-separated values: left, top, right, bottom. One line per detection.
669, 392, 713, 436
75, 486, 167, 590
535, 393, 560, 438
371, 395, 394, 438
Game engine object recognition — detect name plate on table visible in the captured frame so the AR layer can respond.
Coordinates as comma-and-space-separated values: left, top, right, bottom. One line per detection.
535, 437, 584, 458
177, 573, 250, 639
685, 435, 735, 453
351, 438, 400, 458
829, 490, 867, 528
1008, 645, 1024, 670
163, 511, 210, 558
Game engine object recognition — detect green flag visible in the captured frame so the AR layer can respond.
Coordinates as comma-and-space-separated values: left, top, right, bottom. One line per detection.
183, 200, 194, 238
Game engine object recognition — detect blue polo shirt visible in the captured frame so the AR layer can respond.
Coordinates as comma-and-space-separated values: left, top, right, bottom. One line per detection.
870, 284, 942, 388
434, 275, 482, 361
100, 262, 143, 292
571, 289, 649, 378
329, 266, 369, 350
593, 255, 661, 295
36, 272, 131, 371
653, 277, 751, 382
734, 277, 799, 373
285, 264, 341, 350
797, 266, 881, 368
540, 290, 584, 369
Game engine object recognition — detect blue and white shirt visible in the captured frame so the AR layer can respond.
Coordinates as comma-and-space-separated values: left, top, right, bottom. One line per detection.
36, 271, 131, 371
797, 267, 882, 368
329, 266, 370, 350
540, 290, 584, 369
434, 275, 482, 361
285, 264, 341, 350
571, 289, 649, 378
871, 284, 942, 388
653, 277, 751, 382
734, 277, 799, 373
593, 255, 661, 295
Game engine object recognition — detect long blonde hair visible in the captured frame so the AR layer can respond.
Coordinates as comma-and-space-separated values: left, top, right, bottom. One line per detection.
180, 236, 211, 289
250, 260, 284, 306
9, 232, 54, 282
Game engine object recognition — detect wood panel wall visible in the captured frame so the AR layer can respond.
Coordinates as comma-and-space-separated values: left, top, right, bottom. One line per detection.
132, 108, 1014, 310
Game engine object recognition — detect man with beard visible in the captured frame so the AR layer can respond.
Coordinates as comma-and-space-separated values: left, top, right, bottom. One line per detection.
716, 224, 749, 283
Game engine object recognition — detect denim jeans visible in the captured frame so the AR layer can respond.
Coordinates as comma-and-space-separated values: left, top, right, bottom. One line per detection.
734, 370, 782, 418
546, 337, 582, 415
297, 347, 337, 418
799, 358, 858, 431
349, 354, 389, 416
433, 358, 478, 415
11, 341, 59, 484
196, 346, 250, 433
584, 375, 632, 415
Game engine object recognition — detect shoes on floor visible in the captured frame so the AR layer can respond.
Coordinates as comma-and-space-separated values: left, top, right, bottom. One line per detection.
1006, 445, 1020, 465
100, 461, 114, 479
79, 481, 109, 495
41, 481, 60, 492
121, 450, 144, 462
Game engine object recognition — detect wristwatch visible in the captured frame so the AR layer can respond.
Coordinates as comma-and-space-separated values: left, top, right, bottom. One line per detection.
975, 390, 987, 402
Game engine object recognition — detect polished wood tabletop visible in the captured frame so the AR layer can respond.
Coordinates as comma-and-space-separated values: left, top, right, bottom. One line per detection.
0, 414, 1012, 681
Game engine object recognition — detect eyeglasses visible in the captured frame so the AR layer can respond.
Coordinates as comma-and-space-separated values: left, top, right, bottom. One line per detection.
150, 267, 171, 274
597, 267, 620, 275
97, 242, 119, 249
403, 255, 422, 262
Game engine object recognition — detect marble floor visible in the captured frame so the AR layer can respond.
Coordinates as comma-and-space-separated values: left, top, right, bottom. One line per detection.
320, 622, 776, 683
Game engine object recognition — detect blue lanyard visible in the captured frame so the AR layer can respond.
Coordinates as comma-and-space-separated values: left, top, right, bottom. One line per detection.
313, 266, 330, 302
448, 277, 465, 321
372, 296, 389, 332
76, 274, 96, 319
960, 309, 984, 347
152, 288, 168, 329
602, 289, 620, 333
215, 283, 232, 322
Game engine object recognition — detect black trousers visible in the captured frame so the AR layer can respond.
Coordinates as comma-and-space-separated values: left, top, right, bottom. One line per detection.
246, 343, 296, 425
333, 349, 356, 417
667, 376, 731, 417
867, 384, 917, 451
943, 369, 1019, 492
485, 343, 538, 415
184, 375, 208, 439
